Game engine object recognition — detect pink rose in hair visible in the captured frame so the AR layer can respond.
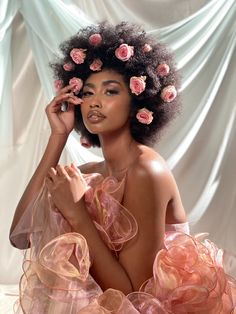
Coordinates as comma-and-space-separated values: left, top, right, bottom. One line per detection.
136, 108, 153, 124
157, 63, 170, 77
54, 79, 63, 91
115, 44, 134, 61
130, 76, 146, 95
70, 48, 87, 64
143, 44, 152, 52
63, 62, 74, 71
89, 33, 102, 46
161, 85, 177, 102
89, 59, 103, 71
80, 136, 92, 148
69, 77, 83, 94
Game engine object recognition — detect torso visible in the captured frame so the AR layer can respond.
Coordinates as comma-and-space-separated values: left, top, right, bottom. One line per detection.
79, 144, 186, 225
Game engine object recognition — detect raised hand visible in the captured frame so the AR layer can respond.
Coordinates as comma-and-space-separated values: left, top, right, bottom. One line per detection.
45, 85, 83, 136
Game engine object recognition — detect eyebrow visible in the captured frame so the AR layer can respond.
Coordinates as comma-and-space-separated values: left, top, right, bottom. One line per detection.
84, 80, 122, 88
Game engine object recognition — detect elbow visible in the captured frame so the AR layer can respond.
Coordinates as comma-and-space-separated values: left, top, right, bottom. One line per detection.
9, 232, 30, 250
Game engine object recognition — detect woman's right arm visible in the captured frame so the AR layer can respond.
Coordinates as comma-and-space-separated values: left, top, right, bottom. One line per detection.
9, 85, 82, 247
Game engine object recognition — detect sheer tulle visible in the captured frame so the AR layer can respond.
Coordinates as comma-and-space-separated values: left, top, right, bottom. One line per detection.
130, 232, 236, 313
10, 172, 236, 313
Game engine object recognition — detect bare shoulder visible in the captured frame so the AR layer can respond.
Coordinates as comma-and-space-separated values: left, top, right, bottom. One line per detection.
125, 145, 186, 224
127, 145, 176, 199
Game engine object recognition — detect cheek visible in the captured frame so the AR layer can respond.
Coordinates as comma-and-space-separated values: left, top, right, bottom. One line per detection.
80, 102, 88, 117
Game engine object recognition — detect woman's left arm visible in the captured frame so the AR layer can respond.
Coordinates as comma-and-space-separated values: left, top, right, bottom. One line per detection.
46, 162, 174, 294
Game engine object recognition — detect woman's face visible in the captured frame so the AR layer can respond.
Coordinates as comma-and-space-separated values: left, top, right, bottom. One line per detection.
80, 69, 132, 135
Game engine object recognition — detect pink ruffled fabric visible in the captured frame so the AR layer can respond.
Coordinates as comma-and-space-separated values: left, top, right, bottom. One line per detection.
10, 173, 236, 313
128, 232, 236, 313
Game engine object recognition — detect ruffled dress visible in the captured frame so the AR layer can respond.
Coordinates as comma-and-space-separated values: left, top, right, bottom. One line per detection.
10, 172, 236, 313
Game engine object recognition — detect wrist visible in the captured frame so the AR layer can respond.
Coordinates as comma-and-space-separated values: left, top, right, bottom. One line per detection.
49, 132, 69, 140
68, 201, 90, 231
49, 133, 69, 147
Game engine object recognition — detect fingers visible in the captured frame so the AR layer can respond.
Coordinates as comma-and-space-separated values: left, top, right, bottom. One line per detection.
46, 164, 79, 185
46, 93, 82, 115
56, 85, 83, 105
65, 164, 79, 178
47, 167, 57, 182
71, 163, 80, 174
56, 84, 74, 96
56, 165, 70, 179
52, 93, 81, 107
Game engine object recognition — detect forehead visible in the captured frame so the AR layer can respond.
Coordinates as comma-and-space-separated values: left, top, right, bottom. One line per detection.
85, 69, 126, 85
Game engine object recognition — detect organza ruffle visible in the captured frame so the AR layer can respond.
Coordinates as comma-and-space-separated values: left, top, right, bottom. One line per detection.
128, 232, 236, 313
17, 233, 102, 313
12, 173, 236, 313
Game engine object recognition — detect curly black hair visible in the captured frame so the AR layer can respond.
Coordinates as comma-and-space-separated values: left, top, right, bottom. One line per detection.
50, 21, 181, 147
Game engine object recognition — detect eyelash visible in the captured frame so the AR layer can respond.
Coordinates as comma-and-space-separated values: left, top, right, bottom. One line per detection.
82, 89, 119, 97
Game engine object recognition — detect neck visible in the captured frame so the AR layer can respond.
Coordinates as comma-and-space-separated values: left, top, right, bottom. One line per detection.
99, 129, 139, 176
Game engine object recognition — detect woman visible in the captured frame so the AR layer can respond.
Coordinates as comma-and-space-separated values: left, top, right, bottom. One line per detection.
10, 22, 235, 313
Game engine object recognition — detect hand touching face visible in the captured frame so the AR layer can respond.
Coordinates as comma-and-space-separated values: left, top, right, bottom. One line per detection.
46, 85, 83, 136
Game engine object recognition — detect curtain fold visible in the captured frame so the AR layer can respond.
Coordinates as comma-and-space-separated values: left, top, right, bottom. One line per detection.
0, 0, 235, 297
0, 0, 19, 146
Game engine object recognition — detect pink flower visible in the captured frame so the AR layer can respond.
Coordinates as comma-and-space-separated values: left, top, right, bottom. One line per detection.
63, 62, 74, 71
89, 59, 103, 71
143, 44, 152, 52
130, 76, 146, 95
157, 63, 170, 77
80, 136, 92, 148
69, 77, 83, 94
89, 33, 102, 46
161, 85, 177, 102
54, 79, 63, 91
115, 43, 134, 62
70, 48, 87, 64
136, 108, 153, 124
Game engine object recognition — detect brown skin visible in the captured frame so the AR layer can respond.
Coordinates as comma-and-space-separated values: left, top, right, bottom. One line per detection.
10, 69, 186, 293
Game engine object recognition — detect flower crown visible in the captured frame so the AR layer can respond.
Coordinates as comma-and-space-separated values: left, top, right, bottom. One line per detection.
54, 33, 178, 126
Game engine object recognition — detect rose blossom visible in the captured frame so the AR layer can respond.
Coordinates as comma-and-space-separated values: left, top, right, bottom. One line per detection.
69, 77, 83, 94
157, 63, 170, 77
89, 59, 103, 71
63, 62, 74, 71
54, 79, 63, 91
143, 44, 152, 52
80, 136, 92, 148
70, 48, 87, 64
136, 108, 153, 124
89, 33, 102, 46
130, 76, 146, 95
115, 43, 134, 61
161, 85, 177, 102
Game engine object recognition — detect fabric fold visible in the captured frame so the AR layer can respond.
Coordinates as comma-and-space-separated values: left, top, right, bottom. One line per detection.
11, 173, 236, 313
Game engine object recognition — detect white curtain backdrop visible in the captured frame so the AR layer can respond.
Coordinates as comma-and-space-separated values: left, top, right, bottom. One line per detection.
1, 0, 236, 312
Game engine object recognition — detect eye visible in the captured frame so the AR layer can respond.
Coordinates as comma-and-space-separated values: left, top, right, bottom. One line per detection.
106, 89, 119, 96
82, 91, 93, 97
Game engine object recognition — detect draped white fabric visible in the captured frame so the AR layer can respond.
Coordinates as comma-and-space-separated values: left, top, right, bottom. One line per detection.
1, 0, 236, 311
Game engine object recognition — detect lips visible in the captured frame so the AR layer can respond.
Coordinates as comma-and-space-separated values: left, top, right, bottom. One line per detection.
87, 110, 106, 123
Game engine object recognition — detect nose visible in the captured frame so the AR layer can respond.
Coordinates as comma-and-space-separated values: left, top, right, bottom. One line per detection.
89, 94, 102, 109
89, 103, 102, 109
